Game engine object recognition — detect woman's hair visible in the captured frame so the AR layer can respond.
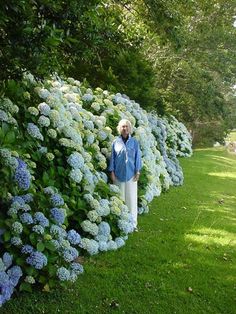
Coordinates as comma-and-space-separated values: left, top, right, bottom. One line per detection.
117, 119, 133, 135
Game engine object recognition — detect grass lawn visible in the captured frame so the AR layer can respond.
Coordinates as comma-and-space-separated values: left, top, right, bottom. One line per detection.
1, 148, 236, 314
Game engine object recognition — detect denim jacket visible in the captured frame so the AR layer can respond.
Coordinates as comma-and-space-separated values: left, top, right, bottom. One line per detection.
109, 135, 142, 182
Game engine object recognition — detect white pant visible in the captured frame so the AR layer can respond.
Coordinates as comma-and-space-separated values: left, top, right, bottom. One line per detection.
116, 177, 138, 228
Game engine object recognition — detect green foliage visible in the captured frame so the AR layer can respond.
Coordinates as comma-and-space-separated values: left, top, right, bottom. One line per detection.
191, 120, 229, 147
138, 165, 149, 197
138, 0, 236, 142
102, 50, 158, 108
0, 0, 235, 144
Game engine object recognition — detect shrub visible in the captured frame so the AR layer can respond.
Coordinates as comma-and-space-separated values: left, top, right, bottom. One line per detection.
0, 74, 192, 305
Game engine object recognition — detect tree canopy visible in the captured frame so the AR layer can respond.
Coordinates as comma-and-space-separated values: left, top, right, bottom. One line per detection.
0, 0, 235, 145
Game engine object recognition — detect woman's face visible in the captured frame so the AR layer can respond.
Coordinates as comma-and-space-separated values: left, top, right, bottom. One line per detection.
120, 123, 130, 138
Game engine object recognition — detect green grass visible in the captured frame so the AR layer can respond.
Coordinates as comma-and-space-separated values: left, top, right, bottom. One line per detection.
1, 148, 236, 314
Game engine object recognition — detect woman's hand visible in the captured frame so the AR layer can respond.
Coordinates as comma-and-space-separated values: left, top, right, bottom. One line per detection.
133, 172, 140, 181
111, 171, 116, 183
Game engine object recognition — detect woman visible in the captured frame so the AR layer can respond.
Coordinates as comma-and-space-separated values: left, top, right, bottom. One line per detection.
109, 119, 142, 231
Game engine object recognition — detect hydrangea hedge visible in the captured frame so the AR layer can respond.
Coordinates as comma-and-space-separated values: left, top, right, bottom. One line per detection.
0, 74, 192, 306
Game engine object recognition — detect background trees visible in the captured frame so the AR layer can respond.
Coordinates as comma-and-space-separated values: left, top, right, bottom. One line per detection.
1, 0, 235, 146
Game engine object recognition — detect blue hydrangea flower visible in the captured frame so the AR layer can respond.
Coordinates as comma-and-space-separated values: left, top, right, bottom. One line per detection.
98, 241, 108, 252
117, 220, 134, 234
16, 158, 27, 169
50, 208, 65, 225
70, 262, 84, 274
57, 267, 70, 281
26, 251, 47, 269
82, 93, 93, 102
10, 199, 30, 213
0, 262, 22, 307
67, 152, 84, 169
69, 272, 78, 282
99, 172, 108, 183
83, 120, 94, 130
50, 193, 64, 207
97, 199, 110, 216
34, 212, 49, 227
21, 245, 34, 254
98, 222, 111, 237
20, 213, 33, 225
50, 225, 67, 238
86, 133, 95, 144
38, 88, 50, 99
0, 109, 8, 122
21, 193, 33, 203
38, 102, 51, 116
7, 265, 22, 286
0, 260, 5, 272
83, 170, 94, 185
0, 271, 9, 285
11, 196, 25, 205
67, 230, 81, 245
10, 201, 22, 211
14, 165, 31, 190
0, 282, 13, 306
62, 247, 79, 262
32, 225, 44, 234
10, 237, 22, 246
27, 123, 44, 140
97, 130, 107, 141
43, 186, 55, 194
2, 253, 13, 269
115, 237, 125, 248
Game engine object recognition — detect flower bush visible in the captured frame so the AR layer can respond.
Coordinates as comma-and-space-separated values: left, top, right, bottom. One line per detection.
0, 74, 192, 305
0, 252, 22, 307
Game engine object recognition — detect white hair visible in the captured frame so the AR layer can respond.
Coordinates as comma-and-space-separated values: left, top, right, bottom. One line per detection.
117, 119, 133, 135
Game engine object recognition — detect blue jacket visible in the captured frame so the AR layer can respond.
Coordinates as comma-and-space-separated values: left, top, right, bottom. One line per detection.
109, 135, 142, 182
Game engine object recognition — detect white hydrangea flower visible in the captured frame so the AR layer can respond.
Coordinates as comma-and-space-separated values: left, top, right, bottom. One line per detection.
28, 107, 39, 116
81, 220, 99, 236
38, 115, 50, 127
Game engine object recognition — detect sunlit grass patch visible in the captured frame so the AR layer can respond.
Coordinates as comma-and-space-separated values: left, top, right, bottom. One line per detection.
185, 227, 236, 247
210, 155, 236, 167
208, 172, 236, 179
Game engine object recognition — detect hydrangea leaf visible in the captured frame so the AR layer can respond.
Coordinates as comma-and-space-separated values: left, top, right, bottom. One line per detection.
3, 230, 11, 242
36, 242, 45, 252
42, 171, 50, 185
16, 257, 25, 267
44, 242, 57, 252
5, 130, 16, 145
19, 282, 32, 293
